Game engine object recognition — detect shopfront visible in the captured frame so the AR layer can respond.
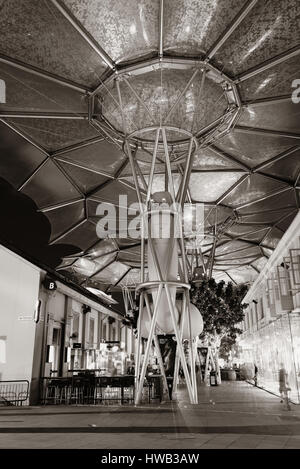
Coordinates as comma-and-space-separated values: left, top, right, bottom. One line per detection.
239, 312, 300, 403
239, 212, 300, 404
0, 244, 40, 404
40, 287, 131, 377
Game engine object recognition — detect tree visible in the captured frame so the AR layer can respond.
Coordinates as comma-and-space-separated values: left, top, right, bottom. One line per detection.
122, 301, 139, 333
190, 277, 248, 375
218, 336, 237, 363
191, 277, 247, 340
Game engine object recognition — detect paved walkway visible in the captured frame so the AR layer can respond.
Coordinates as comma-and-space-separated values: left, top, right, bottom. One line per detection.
1, 381, 300, 449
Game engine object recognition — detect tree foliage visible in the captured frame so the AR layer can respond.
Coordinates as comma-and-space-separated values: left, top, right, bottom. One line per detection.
122, 302, 139, 332
190, 277, 248, 346
122, 279, 248, 351
218, 336, 237, 361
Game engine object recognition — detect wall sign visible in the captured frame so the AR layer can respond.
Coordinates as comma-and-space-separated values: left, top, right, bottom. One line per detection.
100, 340, 120, 344
72, 343, 82, 349
18, 315, 33, 321
43, 277, 57, 291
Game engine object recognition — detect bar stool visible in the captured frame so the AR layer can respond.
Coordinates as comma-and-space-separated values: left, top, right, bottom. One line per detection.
70, 377, 84, 404
45, 379, 60, 404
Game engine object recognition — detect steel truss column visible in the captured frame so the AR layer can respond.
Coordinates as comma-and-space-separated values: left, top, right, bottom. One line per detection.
164, 283, 195, 404
172, 294, 186, 397
164, 69, 199, 123
176, 215, 198, 403
175, 182, 197, 401
127, 130, 147, 397
178, 138, 195, 206
206, 207, 219, 278
161, 128, 176, 203
134, 284, 163, 405
123, 126, 203, 404
124, 78, 156, 124
144, 293, 169, 397
185, 292, 198, 403
135, 231, 195, 404
177, 217, 197, 402
135, 291, 144, 394
146, 129, 161, 203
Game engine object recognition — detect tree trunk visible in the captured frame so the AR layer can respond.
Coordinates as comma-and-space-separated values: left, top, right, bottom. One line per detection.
213, 330, 222, 384
215, 348, 221, 384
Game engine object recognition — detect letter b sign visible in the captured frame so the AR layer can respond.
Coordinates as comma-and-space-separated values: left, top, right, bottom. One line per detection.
43, 277, 57, 291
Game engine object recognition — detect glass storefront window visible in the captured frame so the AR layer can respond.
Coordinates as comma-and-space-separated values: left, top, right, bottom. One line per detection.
239, 312, 300, 404
89, 318, 95, 347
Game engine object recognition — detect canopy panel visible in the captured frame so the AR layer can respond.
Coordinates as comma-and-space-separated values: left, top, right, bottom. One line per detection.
0, 0, 299, 294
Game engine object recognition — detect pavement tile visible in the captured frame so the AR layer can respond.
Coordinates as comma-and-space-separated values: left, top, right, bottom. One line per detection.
1, 381, 300, 448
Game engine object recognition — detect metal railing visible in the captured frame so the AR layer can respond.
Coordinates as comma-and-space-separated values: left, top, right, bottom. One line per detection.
0, 380, 29, 406
40, 375, 163, 405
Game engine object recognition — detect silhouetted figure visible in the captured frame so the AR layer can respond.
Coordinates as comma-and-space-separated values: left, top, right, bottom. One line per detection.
127, 365, 135, 375
254, 364, 258, 386
279, 364, 291, 410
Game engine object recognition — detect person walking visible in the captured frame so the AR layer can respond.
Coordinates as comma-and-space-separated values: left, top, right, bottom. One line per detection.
253, 364, 258, 386
279, 364, 291, 410
127, 363, 135, 375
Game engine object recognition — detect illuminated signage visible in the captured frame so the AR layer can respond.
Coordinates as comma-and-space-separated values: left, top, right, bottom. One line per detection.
72, 343, 82, 349
101, 340, 120, 344
43, 277, 57, 291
